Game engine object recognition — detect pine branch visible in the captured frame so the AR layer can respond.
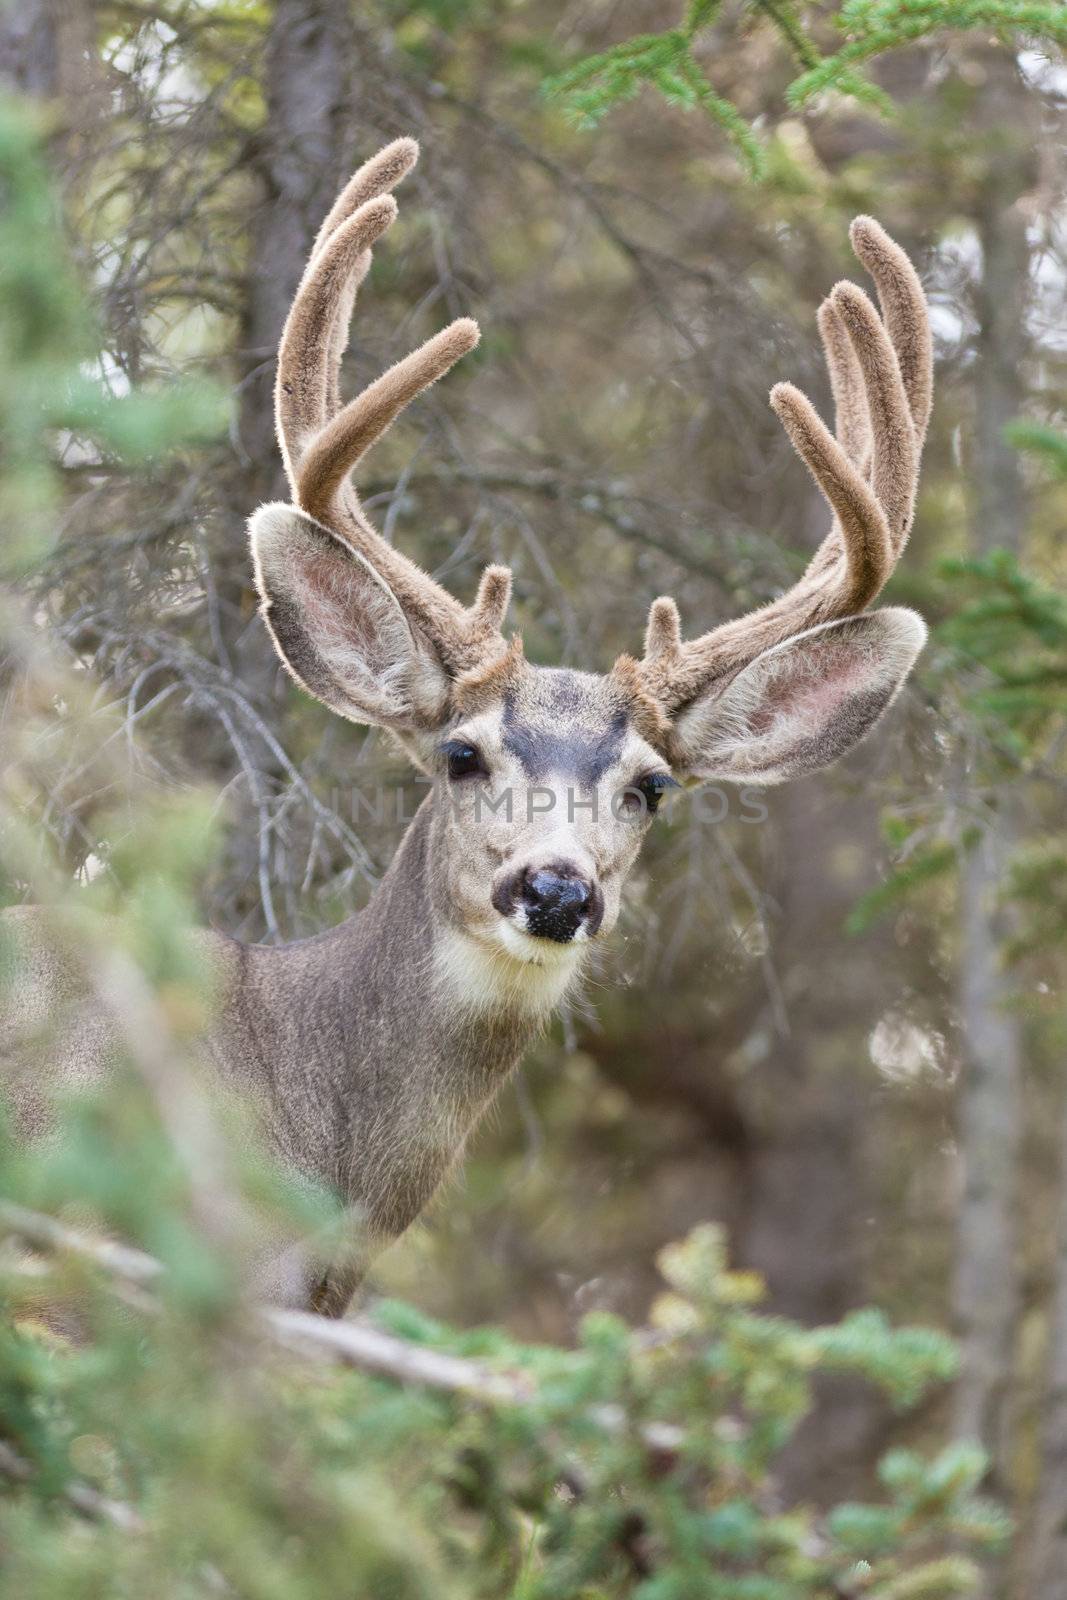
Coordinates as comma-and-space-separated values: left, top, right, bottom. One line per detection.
0, 1439, 144, 1533
545, 0, 1067, 176
672, 53, 767, 176
790, 0, 1067, 105
1006, 418, 1067, 479
0, 1201, 685, 1455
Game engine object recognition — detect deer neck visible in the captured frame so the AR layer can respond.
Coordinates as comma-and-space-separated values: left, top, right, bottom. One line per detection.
231, 794, 583, 1236
362, 791, 584, 1028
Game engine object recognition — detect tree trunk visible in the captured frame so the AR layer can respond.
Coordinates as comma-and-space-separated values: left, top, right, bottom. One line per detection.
0, 0, 57, 95
738, 781, 899, 1501
236, 0, 357, 495
953, 832, 1024, 1467
0, 0, 97, 104
219, 0, 359, 925
951, 49, 1032, 1508
1028, 1078, 1067, 1597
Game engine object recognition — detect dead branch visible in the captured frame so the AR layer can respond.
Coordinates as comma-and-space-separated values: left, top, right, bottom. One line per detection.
0, 1201, 684, 1454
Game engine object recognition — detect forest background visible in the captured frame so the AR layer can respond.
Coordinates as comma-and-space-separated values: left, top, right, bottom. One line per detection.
2, 1, 1067, 1596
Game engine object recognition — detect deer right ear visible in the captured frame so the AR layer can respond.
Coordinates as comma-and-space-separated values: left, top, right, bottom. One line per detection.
249, 503, 451, 732
668, 610, 926, 785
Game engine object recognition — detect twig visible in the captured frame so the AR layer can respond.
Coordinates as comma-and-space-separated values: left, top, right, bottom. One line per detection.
0, 1202, 684, 1455
360, 463, 747, 585
0, 1200, 163, 1285
0, 1438, 144, 1532
264, 1308, 532, 1406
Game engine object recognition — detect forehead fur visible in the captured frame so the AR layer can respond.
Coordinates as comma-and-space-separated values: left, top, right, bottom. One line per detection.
504, 664, 628, 730
451, 640, 672, 754
502, 669, 627, 786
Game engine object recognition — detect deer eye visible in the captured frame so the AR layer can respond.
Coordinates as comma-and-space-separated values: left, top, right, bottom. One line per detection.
628, 771, 678, 816
443, 741, 487, 781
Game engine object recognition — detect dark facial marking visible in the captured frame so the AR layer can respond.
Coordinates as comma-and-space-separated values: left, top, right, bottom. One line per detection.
502, 680, 628, 787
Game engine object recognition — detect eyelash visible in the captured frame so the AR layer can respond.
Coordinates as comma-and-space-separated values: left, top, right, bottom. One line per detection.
630, 772, 679, 816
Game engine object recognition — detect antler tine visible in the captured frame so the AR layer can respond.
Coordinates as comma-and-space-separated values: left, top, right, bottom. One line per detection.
275, 140, 425, 473
310, 138, 420, 263
637, 220, 929, 714
829, 281, 916, 548
769, 382, 894, 600
276, 196, 399, 477
808, 222, 930, 573
817, 298, 870, 471
296, 318, 481, 524
849, 216, 933, 447
309, 139, 420, 422
272, 142, 510, 673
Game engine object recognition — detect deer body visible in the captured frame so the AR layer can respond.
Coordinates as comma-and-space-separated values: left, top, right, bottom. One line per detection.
209, 801, 550, 1310
3, 795, 568, 1312
2, 139, 936, 1316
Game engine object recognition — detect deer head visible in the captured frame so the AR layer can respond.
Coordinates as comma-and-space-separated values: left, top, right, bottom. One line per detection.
250, 140, 931, 977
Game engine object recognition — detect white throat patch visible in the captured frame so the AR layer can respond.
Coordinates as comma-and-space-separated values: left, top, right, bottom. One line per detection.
433, 927, 585, 1016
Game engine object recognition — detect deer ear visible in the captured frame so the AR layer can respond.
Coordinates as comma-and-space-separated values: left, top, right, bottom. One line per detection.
249, 503, 451, 731
669, 610, 926, 785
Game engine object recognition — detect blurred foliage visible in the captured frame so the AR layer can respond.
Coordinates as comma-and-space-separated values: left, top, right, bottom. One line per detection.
1, 0, 1066, 1592
0, 1206, 1011, 1598
543, 0, 1067, 176
850, 472, 1067, 947
0, 83, 1009, 1600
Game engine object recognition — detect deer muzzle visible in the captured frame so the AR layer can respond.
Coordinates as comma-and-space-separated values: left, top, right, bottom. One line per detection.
491, 861, 604, 944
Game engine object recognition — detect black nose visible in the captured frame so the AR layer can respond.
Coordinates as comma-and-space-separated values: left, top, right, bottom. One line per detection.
521, 867, 594, 943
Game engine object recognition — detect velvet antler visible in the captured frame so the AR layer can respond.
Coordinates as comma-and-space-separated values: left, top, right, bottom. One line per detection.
274, 139, 511, 674
637, 218, 932, 714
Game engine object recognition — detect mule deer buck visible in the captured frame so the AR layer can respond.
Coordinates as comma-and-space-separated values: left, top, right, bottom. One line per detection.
2, 140, 933, 1316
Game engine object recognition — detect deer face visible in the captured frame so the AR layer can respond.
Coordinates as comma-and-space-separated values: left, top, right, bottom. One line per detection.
249, 139, 934, 984
422, 664, 671, 962
251, 504, 925, 978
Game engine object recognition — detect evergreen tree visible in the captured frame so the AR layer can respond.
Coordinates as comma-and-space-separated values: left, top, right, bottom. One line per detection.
544, 0, 1067, 176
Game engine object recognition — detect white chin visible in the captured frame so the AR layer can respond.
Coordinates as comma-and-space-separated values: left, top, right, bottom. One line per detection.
493, 918, 586, 966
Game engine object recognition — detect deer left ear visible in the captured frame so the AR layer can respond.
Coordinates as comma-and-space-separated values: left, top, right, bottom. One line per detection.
250, 502, 452, 733
668, 610, 927, 785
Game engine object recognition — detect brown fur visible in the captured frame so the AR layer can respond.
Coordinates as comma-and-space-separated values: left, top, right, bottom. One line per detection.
818, 298, 870, 471
274, 138, 501, 677
636, 217, 933, 715
1, 149, 934, 1319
